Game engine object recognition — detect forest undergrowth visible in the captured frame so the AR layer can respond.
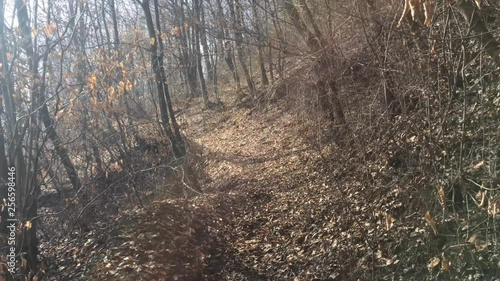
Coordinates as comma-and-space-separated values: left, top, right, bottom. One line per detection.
42, 72, 500, 280
2, 0, 499, 280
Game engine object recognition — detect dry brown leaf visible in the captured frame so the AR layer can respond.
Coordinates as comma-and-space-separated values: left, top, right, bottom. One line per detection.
488, 197, 498, 217
472, 161, 485, 170
427, 256, 440, 271
423, 0, 435, 26
468, 234, 478, 244
476, 190, 487, 207
438, 186, 446, 210
441, 254, 450, 272
43, 23, 56, 37
409, 0, 422, 21
475, 240, 490, 252
171, 26, 181, 36
424, 211, 438, 235
468, 234, 490, 251
385, 213, 394, 231
21, 256, 27, 269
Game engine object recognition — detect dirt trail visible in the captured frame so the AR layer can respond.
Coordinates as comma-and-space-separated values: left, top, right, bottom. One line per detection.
180, 101, 436, 281
183, 104, 319, 280
191, 107, 307, 185
49, 99, 416, 281
48, 100, 334, 281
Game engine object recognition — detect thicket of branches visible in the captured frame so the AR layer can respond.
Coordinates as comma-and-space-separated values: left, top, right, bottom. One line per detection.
0, 0, 499, 279
278, 1, 500, 279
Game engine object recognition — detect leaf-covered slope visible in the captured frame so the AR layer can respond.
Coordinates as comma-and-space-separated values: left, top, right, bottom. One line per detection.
45, 93, 500, 280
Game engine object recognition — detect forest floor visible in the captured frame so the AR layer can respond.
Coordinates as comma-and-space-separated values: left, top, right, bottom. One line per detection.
45, 93, 448, 281
183, 100, 325, 280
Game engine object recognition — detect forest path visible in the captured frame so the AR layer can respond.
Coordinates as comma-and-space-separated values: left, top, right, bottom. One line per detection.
182, 102, 321, 280
51, 99, 339, 281
186, 104, 309, 195
57, 99, 395, 281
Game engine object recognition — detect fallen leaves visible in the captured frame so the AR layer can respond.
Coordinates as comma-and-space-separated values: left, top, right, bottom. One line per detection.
40, 89, 500, 281
468, 234, 492, 252
488, 197, 499, 217
424, 211, 438, 235
385, 213, 394, 231
437, 186, 446, 210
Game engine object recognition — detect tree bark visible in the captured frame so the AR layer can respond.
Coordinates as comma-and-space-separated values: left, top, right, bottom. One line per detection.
0, 0, 11, 245
229, 0, 256, 97
16, 0, 81, 191
214, 0, 241, 95
199, 0, 213, 82
194, 0, 210, 107
251, 0, 269, 86
179, 0, 198, 97
14, 0, 43, 272
271, 0, 285, 76
110, 0, 120, 48
140, 0, 184, 157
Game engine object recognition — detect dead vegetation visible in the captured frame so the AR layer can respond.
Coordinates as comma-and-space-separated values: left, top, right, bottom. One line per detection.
28, 0, 500, 280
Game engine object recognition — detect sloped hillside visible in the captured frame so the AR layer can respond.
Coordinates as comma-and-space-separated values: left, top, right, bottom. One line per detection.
45, 79, 499, 280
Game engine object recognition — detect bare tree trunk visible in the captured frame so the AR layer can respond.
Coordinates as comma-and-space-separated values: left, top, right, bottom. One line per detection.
152, 0, 184, 151
110, 0, 120, 48
16, 0, 81, 191
85, 0, 103, 46
180, 0, 198, 97
263, 0, 274, 83
214, 0, 241, 96
101, 0, 111, 46
194, 0, 210, 107
0, 0, 10, 182
199, 0, 213, 82
140, 0, 184, 157
213, 40, 221, 103
251, 0, 269, 86
0, 0, 11, 248
224, 42, 242, 94
229, 0, 256, 97
14, 0, 43, 272
270, 0, 283, 76
73, 0, 106, 175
